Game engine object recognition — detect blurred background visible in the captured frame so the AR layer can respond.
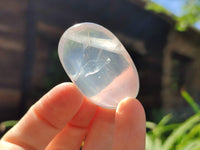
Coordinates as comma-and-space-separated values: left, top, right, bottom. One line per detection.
0, 0, 200, 123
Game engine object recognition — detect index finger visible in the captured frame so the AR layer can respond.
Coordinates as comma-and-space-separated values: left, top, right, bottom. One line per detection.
113, 98, 146, 150
1, 82, 83, 150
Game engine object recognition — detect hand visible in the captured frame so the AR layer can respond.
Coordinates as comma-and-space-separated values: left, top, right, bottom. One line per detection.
0, 83, 146, 150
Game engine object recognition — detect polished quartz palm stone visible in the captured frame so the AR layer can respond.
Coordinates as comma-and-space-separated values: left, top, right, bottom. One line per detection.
58, 22, 139, 109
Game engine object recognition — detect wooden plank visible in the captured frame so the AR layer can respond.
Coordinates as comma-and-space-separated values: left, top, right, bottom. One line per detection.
30, 38, 49, 87
0, 87, 20, 121
19, 0, 37, 116
37, 21, 64, 37
0, 88, 21, 106
0, 49, 23, 88
0, 0, 26, 37
35, 0, 78, 28
0, 23, 25, 37
0, 12, 25, 27
0, 37, 24, 52
0, 0, 26, 14
0, 48, 23, 62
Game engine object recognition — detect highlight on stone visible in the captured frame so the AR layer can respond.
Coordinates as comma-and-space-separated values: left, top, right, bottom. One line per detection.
58, 22, 139, 109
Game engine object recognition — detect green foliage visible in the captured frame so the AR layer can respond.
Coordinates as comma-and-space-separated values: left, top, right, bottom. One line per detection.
0, 120, 18, 128
144, 0, 200, 32
144, 1, 172, 16
181, 90, 200, 114
146, 91, 200, 150
0, 120, 18, 138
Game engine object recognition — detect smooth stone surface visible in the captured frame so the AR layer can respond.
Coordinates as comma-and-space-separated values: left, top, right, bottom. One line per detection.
58, 22, 139, 109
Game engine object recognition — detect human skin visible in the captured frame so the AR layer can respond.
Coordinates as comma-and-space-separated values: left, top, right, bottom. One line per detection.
0, 82, 146, 150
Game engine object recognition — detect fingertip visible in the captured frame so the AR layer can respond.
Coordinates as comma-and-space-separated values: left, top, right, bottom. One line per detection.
47, 82, 83, 103
117, 97, 145, 116
40, 82, 84, 112
116, 97, 146, 129
2, 82, 85, 150
33, 82, 84, 128
114, 97, 146, 150
0, 140, 25, 150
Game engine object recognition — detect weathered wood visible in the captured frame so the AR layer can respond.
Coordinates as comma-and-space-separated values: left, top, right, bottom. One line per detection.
0, 88, 21, 106
0, 0, 26, 13
19, 0, 37, 117
30, 38, 49, 87
0, 49, 23, 88
0, 37, 24, 51
161, 30, 200, 109
37, 22, 64, 38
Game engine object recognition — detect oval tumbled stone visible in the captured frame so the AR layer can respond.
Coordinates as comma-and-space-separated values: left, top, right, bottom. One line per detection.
58, 22, 139, 109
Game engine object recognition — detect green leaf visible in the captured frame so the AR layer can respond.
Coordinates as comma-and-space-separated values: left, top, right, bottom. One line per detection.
146, 121, 157, 130
0, 120, 18, 128
181, 90, 200, 114
177, 124, 200, 149
162, 114, 200, 150
144, 1, 172, 15
153, 124, 180, 137
144, 0, 200, 32
146, 134, 154, 150
182, 139, 200, 150
158, 114, 172, 126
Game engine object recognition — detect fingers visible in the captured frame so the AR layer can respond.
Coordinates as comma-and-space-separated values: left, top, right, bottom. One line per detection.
46, 97, 98, 150
113, 98, 146, 150
46, 124, 86, 150
1, 83, 146, 150
0, 140, 25, 150
83, 107, 115, 150
1, 83, 83, 150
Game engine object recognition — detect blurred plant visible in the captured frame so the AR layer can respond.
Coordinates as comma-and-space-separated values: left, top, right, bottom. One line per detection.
0, 120, 18, 137
146, 90, 200, 150
144, 0, 200, 31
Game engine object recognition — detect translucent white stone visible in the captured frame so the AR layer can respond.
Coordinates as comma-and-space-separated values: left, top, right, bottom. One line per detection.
58, 22, 139, 109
